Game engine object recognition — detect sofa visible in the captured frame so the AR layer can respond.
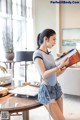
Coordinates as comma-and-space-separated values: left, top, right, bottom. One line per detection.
57, 66, 80, 96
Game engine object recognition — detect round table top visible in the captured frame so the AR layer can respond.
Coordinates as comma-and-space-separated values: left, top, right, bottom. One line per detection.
0, 94, 42, 113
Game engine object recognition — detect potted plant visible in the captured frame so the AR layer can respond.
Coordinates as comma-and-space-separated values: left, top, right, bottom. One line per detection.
2, 30, 14, 60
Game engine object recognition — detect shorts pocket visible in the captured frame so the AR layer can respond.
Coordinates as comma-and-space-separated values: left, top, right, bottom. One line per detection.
38, 84, 51, 104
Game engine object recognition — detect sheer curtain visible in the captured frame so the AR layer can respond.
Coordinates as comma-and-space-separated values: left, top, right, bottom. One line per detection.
0, 0, 33, 60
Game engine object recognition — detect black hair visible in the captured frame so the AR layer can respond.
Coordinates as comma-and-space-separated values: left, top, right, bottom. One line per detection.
37, 29, 56, 48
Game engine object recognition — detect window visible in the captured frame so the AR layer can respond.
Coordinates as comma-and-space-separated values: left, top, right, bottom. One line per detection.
0, 0, 33, 60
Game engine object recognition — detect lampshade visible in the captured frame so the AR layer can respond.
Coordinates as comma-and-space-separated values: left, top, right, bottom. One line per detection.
15, 51, 34, 62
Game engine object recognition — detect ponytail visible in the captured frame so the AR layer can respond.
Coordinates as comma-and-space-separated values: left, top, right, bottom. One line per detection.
37, 33, 41, 49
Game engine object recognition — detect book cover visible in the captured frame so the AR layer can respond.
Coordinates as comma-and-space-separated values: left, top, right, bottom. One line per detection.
55, 49, 80, 67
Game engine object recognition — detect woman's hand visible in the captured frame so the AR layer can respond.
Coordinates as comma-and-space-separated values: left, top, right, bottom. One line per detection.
57, 61, 68, 76
58, 58, 69, 69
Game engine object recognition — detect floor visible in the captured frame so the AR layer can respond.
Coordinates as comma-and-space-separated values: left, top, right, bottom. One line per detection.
9, 94, 80, 120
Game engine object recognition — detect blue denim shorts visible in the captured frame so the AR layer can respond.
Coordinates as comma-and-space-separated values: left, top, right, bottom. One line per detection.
38, 82, 63, 105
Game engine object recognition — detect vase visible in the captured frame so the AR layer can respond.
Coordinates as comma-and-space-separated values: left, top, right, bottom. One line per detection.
5, 52, 14, 61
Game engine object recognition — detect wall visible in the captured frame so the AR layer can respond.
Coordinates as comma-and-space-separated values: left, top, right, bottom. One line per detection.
33, 0, 56, 32
32, 0, 57, 57
32, 0, 80, 56
61, 3, 80, 52
61, 3, 80, 28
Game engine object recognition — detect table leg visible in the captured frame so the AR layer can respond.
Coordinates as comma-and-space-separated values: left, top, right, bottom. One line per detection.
23, 111, 29, 120
0, 111, 10, 120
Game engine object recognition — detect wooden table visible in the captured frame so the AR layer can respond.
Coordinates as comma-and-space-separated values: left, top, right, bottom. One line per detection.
0, 94, 42, 120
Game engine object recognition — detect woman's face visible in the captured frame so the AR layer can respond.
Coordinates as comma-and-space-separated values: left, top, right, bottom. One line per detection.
46, 34, 56, 48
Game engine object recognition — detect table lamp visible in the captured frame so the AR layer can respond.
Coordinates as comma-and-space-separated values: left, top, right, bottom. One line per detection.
15, 51, 34, 82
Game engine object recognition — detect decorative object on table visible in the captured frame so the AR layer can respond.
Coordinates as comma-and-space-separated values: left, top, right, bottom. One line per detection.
22, 81, 40, 87
0, 87, 8, 97
0, 65, 12, 86
15, 51, 34, 82
2, 29, 14, 60
0, 65, 7, 73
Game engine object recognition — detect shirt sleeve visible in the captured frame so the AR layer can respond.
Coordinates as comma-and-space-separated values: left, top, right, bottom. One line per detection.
33, 50, 43, 61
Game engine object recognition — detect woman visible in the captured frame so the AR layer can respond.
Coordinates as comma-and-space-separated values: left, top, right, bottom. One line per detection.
33, 29, 69, 120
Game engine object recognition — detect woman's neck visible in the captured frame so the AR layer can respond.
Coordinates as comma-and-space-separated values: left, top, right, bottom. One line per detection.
39, 45, 48, 53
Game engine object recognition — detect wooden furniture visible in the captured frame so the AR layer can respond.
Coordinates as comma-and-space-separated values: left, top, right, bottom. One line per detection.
0, 94, 42, 120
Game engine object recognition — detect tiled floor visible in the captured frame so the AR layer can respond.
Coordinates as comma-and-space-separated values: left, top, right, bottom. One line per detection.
8, 94, 80, 120
63, 94, 80, 120
63, 94, 80, 114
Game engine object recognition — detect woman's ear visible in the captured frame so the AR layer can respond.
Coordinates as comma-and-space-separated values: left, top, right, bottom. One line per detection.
44, 36, 48, 41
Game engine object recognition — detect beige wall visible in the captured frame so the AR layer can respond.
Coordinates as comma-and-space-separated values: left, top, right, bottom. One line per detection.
32, 0, 80, 57
32, 0, 57, 56
61, 4, 80, 28
33, 0, 56, 33
61, 3, 80, 52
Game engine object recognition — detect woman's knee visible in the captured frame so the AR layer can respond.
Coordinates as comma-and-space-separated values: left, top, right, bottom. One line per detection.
45, 102, 64, 120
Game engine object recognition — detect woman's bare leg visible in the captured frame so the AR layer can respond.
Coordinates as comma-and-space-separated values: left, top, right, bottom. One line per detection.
45, 101, 64, 120
56, 97, 63, 113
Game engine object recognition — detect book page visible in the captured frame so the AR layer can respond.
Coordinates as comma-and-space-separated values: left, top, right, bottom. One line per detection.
55, 49, 77, 66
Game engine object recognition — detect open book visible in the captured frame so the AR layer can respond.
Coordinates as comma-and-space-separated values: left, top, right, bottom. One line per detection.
55, 49, 80, 67
9, 85, 39, 97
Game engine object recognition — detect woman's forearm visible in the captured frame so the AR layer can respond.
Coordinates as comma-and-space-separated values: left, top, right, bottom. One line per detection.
41, 67, 59, 79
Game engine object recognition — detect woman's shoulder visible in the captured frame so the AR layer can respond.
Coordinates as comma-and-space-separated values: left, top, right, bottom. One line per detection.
33, 49, 43, 61
33, 49, 42, 55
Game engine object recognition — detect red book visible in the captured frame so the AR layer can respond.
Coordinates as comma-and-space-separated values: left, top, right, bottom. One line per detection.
55, 49, 80, 67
